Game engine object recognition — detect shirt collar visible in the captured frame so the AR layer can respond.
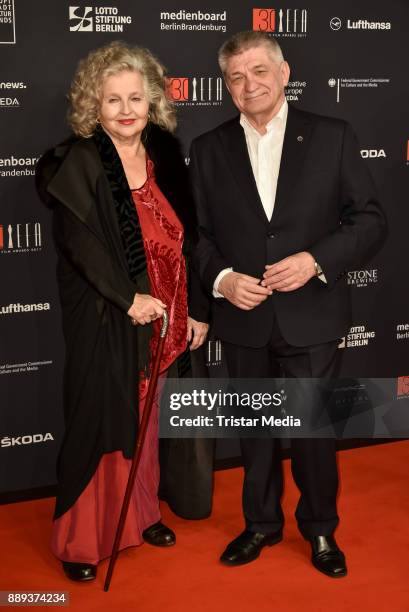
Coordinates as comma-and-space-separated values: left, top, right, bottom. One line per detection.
240, 98, 288, 135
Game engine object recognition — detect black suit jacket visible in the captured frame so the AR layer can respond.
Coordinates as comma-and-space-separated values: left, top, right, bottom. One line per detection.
189, 105, 387, 348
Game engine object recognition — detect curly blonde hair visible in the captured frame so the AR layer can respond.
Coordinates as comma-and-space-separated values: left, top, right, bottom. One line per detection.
68, 41, 176, 137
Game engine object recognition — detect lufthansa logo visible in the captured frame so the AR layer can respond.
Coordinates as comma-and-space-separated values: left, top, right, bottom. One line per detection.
330, 17, 342, 30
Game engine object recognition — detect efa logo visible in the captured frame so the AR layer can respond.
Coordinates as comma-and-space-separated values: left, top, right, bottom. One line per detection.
167, 77, 189, 101
166, 77, 223, 103
253, 8, 276, 31
397, 376, 409, 397
253, 8, 307, 34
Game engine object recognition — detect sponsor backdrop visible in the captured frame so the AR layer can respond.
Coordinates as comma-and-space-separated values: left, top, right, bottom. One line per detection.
0, 0, 408, 498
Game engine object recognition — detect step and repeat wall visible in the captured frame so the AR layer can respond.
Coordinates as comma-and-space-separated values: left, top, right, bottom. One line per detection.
1, 0, 408, 496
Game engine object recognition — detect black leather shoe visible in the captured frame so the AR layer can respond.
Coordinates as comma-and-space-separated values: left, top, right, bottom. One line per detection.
142, 521, 176, 547
308, 535, 347, 578
62, 561, 97, 581
220, 529, 283, 566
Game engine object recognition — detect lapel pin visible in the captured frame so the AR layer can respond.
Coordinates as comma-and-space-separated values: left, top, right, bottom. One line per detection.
297, 135, 303, 142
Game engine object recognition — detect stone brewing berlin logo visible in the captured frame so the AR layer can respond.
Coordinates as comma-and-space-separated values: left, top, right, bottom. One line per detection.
0, 0, 15, 44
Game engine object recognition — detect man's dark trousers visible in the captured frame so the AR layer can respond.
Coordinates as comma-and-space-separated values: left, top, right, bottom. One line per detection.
223, 312, 342, 538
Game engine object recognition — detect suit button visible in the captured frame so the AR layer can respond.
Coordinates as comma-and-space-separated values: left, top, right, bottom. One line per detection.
267, 232, 276, 238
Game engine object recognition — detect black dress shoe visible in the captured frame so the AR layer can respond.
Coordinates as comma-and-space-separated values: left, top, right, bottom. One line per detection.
62, 561, 97, 581
308, 535, 347, 578
142, 521, 176, 547
220, 529, 283, 566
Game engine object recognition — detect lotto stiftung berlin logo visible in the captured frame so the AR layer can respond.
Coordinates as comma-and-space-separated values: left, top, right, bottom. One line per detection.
69, 6, 93, 31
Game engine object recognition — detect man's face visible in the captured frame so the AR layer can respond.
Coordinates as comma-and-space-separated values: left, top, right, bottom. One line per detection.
224, 45, 290, 123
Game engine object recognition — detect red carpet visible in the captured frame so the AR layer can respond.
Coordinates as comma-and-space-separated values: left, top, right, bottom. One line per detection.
1, 441, 408, 611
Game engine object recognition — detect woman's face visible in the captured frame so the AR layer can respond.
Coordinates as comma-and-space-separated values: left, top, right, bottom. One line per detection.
99, 69, 150, 143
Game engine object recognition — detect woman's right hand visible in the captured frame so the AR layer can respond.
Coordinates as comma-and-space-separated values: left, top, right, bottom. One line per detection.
127, 294, 167, 326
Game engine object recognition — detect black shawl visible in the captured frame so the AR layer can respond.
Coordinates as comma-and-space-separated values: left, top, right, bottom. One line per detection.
36, 124, 211, 520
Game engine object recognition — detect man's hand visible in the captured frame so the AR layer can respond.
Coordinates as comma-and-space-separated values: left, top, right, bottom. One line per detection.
127, 294, 167, 325
218, 271, 272, 310
261, 251, 316, 292
187, 317, 209, 350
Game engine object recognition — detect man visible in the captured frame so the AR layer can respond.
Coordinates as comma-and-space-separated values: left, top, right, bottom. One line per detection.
189, 31, 386, 577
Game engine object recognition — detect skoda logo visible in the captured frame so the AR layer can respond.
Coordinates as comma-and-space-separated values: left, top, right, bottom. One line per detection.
330, 17, 342, 30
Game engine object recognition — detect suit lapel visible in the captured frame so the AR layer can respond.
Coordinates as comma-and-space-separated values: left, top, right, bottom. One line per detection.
218, 118, 270, 225
272, 105, 313, 223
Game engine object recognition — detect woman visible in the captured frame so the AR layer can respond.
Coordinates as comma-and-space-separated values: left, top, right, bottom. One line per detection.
36, 41, 209, 581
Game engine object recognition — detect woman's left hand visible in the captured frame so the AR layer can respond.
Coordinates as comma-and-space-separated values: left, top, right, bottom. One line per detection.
187, 317, 209, 351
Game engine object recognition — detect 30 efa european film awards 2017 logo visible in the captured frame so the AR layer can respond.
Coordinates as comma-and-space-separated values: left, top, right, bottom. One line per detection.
397, 377, 409, 399
0, 222, 42, 254
166, 77, 223, 106
253, 8, 307, 36
0, 0, 16, 44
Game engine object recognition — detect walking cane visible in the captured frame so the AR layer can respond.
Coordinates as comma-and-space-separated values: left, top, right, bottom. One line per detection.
104, 310, 169, 592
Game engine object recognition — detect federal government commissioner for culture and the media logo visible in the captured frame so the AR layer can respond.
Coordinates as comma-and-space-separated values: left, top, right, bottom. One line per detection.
328, 76, 390, 103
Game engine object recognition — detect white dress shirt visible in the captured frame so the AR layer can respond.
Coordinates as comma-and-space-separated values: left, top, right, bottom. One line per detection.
213, 100, 288, 297
240, 98, 288, 221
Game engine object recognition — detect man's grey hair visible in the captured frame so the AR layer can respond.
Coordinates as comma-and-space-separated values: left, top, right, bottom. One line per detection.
218, 31, 284, 75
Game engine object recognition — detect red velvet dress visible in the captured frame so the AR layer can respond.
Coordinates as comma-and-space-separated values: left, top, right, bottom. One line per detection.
51, 158, 188, 564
